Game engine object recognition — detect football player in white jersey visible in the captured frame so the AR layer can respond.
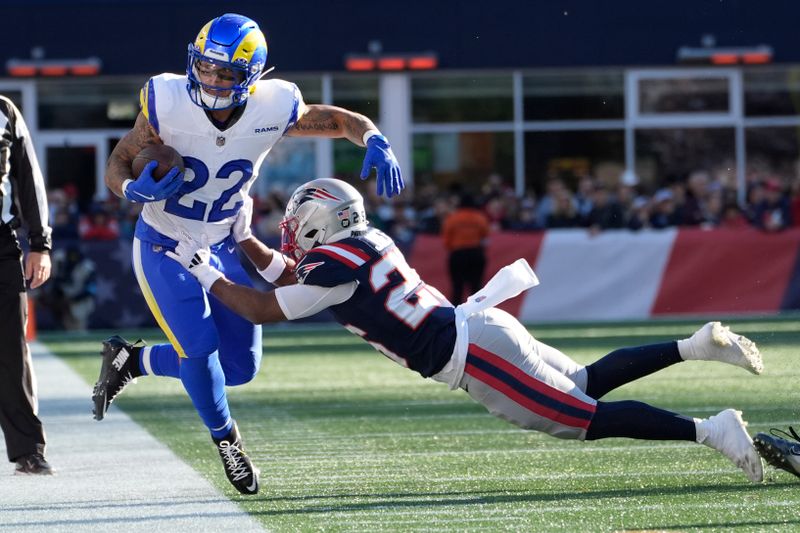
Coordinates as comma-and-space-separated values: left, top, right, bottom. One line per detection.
170, 178, 766, 485
91, 13, 403, 495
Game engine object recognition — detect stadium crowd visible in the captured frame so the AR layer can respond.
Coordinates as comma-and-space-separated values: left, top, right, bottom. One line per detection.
46, 162, 798, 250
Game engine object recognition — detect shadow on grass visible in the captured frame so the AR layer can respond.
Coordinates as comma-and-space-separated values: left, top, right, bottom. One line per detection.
244, 481, 796, 517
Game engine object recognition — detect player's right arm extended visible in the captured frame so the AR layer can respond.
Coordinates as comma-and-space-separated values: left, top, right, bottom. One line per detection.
105, 112, 162, 198
206, 280, 356, 324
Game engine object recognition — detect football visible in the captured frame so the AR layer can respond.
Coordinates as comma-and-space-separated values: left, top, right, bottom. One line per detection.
131, 144, 185, 181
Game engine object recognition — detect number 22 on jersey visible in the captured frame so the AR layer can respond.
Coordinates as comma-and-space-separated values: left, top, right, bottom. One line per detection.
165, 157, 253, 222
369, 246, 446, 329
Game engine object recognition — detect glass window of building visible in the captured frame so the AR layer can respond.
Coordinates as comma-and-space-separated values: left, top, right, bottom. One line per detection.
412, 74, 513, 122
38, 79, 142, 129
524, 130, 624, 193
635, 128, 735, 190
333, 138, 366, 182
639, 77, 729, 114
745, 127, 799, 181
332, 76, 379, 118
413, 132, 514, 192
260, 137, 317, 195
282, 75, 323, 105
523, 70, 624, 120
1, 90, 23, 113
744, 67, 800, 116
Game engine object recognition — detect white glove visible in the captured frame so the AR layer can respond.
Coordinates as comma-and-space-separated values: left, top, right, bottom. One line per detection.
232, 195, 254, 243
166, 232, 224, 291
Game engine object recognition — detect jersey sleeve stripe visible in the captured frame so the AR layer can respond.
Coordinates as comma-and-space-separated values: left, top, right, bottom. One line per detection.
313, 245, 366, 268
282, 84, 300, 134
140, 79, 160, 134
325, 242, 371, 261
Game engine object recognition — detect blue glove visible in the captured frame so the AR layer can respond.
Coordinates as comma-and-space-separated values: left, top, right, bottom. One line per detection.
124, 160, 184, 203
360, 135, 405, 198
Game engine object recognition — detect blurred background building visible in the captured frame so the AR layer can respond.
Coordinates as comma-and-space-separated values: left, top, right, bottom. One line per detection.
5, 0, 800, 327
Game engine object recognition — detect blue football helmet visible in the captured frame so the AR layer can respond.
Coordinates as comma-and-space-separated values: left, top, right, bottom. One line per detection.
186, 13, 268, 110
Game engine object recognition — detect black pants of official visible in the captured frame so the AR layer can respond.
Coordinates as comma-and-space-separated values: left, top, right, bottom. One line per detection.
448, 246, 486, 305
0, 229, 45, 462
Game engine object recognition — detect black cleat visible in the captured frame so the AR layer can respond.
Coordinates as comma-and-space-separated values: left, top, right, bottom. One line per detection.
213, 422, 260, 495
754, 426, 800, 479
14, 453, 54, 475
92, 335, 143, 421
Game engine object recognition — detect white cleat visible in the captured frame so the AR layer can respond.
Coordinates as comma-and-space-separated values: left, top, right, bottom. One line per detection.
679, 321, 763, 375
698, 409, 764, 483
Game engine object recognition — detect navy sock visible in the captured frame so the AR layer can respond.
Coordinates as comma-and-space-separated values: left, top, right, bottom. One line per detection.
584, 342, 682, 399
179, 352, 232, 438
586, 400, 696, 441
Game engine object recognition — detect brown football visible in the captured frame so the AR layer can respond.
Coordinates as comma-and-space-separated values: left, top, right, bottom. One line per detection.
131, 144, 185, 182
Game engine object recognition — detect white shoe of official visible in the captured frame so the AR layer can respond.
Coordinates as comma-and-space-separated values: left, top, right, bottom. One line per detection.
698, 409, 763, 483
678, 322, 763, 375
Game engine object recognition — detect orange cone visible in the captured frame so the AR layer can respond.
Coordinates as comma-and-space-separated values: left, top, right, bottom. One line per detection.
26, 297, 37, 341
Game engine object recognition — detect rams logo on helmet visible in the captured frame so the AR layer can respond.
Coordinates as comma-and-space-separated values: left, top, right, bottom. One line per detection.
186, 13, 268, 110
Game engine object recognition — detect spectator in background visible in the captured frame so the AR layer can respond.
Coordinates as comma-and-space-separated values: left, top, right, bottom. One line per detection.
682, 170, 712, 226
583, 183, 625, 233
508, 195, 539, 231
442, 193, 490, 304
536, 178, 570, 227
51, 209, 80, 241
718, 202, 749, 229
574, 176, 595, 219
752, 178, 792, 232
79, 204, 120, 241
483, 195, 510, 231
546, 188, 582, 228
650, 189, 683, 229
627, 196, 652, 231
41, 244, 97, 331
254, 191, 286, 242
384, 200, 417, 255
417, 196, 454, 234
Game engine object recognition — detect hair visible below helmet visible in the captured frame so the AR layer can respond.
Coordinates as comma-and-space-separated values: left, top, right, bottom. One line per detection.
186, 13, 268, 110
280, 178, 369, 261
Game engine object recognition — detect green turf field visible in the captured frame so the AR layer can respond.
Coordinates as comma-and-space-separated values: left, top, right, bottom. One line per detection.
42, 318, 799, 531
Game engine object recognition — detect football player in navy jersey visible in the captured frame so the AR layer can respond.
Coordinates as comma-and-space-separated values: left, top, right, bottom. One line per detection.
92, 13, 403, 495
170, 178, 766, 484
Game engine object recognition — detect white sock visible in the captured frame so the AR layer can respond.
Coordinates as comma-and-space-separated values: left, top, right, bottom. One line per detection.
677, 338, 695, 361
141, 346, 153, 376
694, 417, 710, 444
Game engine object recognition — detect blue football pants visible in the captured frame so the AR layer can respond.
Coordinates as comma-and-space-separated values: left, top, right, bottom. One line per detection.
132, 235, 262, 437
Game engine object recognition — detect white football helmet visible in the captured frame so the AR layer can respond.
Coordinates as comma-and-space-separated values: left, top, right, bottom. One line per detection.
280, 178, 368, 260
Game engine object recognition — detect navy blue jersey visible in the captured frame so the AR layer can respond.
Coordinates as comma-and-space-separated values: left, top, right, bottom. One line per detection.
295, 229, 456, 377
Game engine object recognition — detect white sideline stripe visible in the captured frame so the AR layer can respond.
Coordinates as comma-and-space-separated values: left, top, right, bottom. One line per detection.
0, 342, 264, 533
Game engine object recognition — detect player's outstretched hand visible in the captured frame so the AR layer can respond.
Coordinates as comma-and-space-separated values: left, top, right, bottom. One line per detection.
166, 232, 223, 290
360, 135, 404, 198
232, 195, 254, 242
124, 161, 184, 203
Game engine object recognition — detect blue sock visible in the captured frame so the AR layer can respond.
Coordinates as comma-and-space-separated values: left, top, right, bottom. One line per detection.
584, 342, 682, 399
143, 344, 181, 378
179, 352, 233, 438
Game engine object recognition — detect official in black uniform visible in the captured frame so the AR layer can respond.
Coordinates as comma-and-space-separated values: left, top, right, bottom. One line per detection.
0, 95, 53, 475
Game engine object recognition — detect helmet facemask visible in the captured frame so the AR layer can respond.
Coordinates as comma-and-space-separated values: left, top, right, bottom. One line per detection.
279, 179, 368, 261
187, 51, 251, 110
